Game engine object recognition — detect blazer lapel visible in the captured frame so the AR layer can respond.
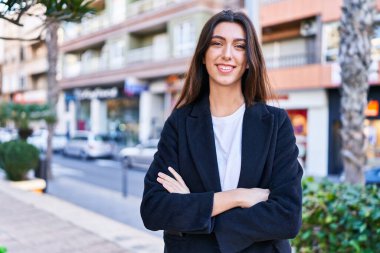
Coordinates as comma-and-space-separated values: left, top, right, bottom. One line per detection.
238, 103, 274, 188
186, 96, 222, 192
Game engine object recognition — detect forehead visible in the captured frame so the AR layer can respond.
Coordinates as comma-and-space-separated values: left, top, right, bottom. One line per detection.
212, 22, 245, 39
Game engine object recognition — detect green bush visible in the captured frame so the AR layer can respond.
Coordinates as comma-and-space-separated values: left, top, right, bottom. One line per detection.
292, 177, 380, 253
0, 140, 39, 181
0, 246, 7, 253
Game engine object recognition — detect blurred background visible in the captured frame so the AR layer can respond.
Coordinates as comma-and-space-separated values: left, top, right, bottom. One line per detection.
0, 0, 379, 252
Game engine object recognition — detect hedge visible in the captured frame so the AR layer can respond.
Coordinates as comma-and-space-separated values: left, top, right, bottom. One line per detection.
292, 177, 380, 253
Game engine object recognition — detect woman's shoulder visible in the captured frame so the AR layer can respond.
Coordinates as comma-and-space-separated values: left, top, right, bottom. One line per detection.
170, 102, 198, 118
252, 102, 288, 121
261, 103, 293, 130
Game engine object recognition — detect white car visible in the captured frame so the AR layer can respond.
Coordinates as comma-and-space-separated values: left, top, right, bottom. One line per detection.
119, 139, 159, 170
0, 128, 17, 143
63, 131, 114, 159
27, 130, 67, 152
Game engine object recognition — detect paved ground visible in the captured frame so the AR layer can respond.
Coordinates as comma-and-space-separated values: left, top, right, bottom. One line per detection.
0, 180, 164, 253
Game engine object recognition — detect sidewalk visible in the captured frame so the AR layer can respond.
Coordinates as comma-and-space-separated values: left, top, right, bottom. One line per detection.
0, 180, 164, 253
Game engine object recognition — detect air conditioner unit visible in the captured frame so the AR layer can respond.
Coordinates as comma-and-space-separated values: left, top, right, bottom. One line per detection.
300, 20, 317, 37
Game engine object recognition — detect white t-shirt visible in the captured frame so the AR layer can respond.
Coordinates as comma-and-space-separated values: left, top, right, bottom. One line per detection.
211, 103, 245, 191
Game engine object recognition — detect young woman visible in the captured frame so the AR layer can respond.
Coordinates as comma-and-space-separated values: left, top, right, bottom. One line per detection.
140, 10, 303, 253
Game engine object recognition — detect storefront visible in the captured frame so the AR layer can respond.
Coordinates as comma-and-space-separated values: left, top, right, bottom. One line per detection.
328, 86, 380, 175
63, 84, 140, 146
274, 89, 329, 177
286, 109, 308, 169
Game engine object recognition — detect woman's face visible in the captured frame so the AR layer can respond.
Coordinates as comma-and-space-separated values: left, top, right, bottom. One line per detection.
204, 21, 247, 89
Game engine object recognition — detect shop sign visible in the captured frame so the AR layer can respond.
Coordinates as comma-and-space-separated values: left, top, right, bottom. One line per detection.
13, 90, 46, 104
124, 78, 147, 96
74, 87, 118, 100
366, 100, 379, 117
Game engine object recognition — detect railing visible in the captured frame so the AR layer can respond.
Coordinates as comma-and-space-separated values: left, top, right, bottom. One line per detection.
63, 13, 110, 41
127, 0, 185, 17
62, 44, 170, 78
63, 62, 81, 78
62, 0, 188, 41
260, 0, 285, 5
127, 45, 169, 63
265, 52, 318, 69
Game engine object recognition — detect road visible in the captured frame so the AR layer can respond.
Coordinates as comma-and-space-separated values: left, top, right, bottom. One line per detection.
47, 154, 160, 237
50, 154, 144, 196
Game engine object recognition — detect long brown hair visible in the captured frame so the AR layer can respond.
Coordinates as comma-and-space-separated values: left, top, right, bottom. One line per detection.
175, 10, 274, 108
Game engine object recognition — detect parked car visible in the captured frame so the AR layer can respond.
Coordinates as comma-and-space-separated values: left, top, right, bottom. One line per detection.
63, 131, 114, 159
27, 129, 67, 152
119, 139, 159, 170
0, 128, 17, 143
365, 167, 380, 186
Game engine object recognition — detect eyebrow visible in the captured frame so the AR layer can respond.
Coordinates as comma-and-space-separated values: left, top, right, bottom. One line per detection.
211, 35, 246, 42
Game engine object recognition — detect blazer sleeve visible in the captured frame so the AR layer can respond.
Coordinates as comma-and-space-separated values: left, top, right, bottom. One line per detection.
140, 110, 215, 233
214, 109, 303, 253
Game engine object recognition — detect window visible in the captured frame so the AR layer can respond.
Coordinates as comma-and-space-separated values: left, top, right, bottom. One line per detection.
173, 20, 196, 57
322, 22, 339, 62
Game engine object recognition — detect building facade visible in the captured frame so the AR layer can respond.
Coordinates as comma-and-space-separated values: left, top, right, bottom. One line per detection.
57, 0, 243, 146
261, 0, 380, 177
0, 13, 48, 106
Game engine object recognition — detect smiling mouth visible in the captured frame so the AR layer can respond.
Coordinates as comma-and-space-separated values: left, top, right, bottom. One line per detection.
216, 64, 235, 73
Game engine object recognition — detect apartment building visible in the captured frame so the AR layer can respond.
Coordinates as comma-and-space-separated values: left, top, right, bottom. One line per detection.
58, 0, 243, 146
260, 0, 380, 177
0, 15, 48, 106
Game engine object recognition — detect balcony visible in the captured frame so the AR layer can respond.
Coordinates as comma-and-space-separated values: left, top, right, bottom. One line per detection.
265, 52, 317, 69
127, 44, 169, 63
260, 0, 284, 5
63, 61, 81, 78
268, 64, 333, 90
260, 0, 341, 27
63, 13, 110, 41
23, 57, 48, 75
62, 44, 169, 78
127, 0, 185, 17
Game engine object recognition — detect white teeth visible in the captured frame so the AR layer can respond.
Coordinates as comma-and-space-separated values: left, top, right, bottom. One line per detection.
219, 65, 233, 71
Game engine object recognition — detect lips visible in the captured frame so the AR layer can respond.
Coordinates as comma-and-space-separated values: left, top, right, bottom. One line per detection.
216, 64, 235, 73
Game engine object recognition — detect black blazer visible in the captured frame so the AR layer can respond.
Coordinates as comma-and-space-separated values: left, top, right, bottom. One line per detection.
141, 95, 303, 253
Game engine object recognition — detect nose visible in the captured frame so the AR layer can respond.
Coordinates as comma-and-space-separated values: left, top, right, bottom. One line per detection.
221, 44, 232, 61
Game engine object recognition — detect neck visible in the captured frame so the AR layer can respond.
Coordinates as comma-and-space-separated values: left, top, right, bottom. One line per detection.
209, 83, 245, 117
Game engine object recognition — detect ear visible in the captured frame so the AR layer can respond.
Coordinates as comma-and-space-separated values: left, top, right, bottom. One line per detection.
246, 64, 249, 69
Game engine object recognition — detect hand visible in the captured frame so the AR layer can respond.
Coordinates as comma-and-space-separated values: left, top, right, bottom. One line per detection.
157, 167, 190, 194
236, 188, 270, 208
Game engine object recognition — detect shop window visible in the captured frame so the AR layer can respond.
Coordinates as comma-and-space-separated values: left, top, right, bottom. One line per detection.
364, 119, 380, 167
287, 109, 308, 169
107, 97, 139, 146
77, 100, 90, 131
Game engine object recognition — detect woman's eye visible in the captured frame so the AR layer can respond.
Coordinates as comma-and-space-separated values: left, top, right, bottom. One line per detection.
210, 41, 222, 46
236, 44, 246, 49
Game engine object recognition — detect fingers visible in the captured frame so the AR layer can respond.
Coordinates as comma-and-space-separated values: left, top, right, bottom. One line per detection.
156, 167, 190, 194
168, 167, 187, 187
157, 173, 182, 192
157, 177, 179, 193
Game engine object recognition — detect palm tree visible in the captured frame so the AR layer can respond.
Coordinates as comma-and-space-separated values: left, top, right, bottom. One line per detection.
0, 0, 96, 177
339, 0, 375, 184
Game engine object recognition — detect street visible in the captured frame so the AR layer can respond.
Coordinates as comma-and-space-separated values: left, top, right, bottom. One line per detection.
47, 154, 161, 237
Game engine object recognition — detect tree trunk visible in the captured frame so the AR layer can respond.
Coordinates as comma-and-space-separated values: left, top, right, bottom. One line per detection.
45, 20, 60, 179
339, 0, 374, 184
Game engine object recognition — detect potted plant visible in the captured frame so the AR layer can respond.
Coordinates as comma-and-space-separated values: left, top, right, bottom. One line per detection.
8, 103, 38, 140
0, 140, 39, 181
